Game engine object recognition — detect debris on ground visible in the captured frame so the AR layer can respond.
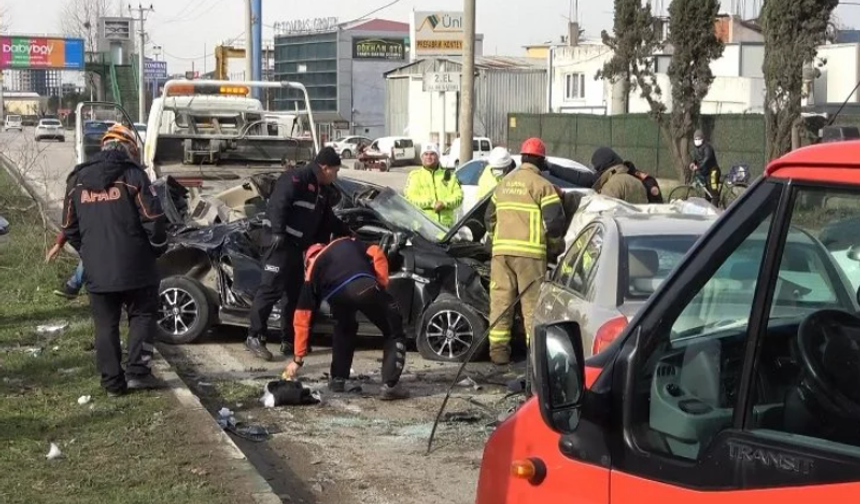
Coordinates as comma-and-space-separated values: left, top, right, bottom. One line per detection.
442, 411, 485, 424
261, 380, 322, 408
46, 443, 62, 460
36, 322, 69, 336
58, 368, 82, 375
25, 347, 42, 358
457, 377, 482, 391
217, 406, 271, 442
77, 395, 91, 405
312, 482, 324, 494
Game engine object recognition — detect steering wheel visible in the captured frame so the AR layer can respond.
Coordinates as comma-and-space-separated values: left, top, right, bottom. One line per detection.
797, 309, 860, 418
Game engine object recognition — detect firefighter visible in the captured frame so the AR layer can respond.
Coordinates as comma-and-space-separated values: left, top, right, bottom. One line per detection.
404, 143, 463, 227
484, 137, 566, 365
690, 130, 721, 203
591, 146, 649, 204
476, 147, 516, 199
282, 237, 410, 401
61, 124, 168, 397
246, 147, 351, 362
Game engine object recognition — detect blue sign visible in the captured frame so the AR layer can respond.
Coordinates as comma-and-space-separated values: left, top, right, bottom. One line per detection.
144, 60, 168, 81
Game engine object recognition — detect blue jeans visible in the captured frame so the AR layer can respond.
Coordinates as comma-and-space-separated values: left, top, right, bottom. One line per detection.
67, 261, 85, 293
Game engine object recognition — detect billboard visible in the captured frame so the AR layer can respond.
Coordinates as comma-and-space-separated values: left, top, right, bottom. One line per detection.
411, 11, 464, 57
144, 60, 168, 81
0, 37, 85, 70
352, 37, 407, 60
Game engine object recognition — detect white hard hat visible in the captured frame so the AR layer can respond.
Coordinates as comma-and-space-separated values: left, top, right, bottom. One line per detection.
487, 147, 513, 169
421, 143, 440, 156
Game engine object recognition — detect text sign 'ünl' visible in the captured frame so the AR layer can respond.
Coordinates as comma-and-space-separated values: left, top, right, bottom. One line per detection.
423, 72, 461, 93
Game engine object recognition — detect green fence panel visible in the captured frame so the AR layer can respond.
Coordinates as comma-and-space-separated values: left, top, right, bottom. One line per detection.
507, 113, 541, 151
573, 115, 612, 166
610, 114, 661, 175
541, 114, 577, 159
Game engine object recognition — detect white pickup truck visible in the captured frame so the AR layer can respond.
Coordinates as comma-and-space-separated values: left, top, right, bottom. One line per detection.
75, 79, 319, 189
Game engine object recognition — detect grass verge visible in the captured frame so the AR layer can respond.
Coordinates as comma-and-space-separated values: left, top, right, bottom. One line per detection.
0, 166, 256, 504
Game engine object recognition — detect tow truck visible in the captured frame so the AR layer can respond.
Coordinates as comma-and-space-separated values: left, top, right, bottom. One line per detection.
74, 79, 319, 191
476, 129, 860, 502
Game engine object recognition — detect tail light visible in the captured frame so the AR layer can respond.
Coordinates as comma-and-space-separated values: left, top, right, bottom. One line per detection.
592, 315, 628, 355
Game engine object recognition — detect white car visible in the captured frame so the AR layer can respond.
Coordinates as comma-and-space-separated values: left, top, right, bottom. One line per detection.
34, 118, 65, 142
4, 115, 23, 132
440, 137, 493, 168
326, 135, 372, 159
454, 154, 597, 216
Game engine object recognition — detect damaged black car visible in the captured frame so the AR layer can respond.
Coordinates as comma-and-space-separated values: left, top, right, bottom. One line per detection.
153, 172, 496, 362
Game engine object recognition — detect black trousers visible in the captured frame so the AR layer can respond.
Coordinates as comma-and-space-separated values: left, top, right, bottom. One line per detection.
328, 277, 406, 386
88, 286, 158, 392
248, 235, 305, 344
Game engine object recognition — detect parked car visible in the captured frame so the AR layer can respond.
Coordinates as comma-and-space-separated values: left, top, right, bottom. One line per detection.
365, 136, 416, 166
455, 154, 597, 215
440, 137, 494, 168
3, 115, 23, 132
534, 211, 718, 358
34, 118, 65, 142
326, 135, 372, 159
154, 173, 494, 363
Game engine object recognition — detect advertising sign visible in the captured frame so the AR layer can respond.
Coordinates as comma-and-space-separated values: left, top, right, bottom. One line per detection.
274, 17, 339, 35
423, 72, 461, 93
352, 38, 406, 60
144, 60, 168, 81
411, 11, 464, 57
0, 36, 85, 70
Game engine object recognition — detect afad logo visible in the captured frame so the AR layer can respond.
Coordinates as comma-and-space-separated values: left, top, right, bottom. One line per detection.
2, 41, 55, 56
418, 13, 463, 32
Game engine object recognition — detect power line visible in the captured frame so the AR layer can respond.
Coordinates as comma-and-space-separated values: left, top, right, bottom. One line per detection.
162, 0, 228, 25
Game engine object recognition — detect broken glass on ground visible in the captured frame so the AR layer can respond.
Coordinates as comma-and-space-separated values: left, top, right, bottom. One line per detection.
36, 322, 69, 336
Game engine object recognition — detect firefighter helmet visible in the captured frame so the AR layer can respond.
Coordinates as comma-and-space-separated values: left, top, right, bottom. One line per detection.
520, 137, 546, 158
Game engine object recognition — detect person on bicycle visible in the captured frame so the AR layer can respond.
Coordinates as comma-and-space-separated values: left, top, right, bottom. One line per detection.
690, 130, 721, 203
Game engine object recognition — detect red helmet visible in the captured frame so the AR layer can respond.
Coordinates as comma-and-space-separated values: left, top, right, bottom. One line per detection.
520, 137, 546, 158
305, 243, 325, 265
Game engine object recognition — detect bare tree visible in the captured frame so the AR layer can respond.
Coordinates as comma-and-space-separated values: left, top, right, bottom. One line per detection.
59, 0, 117, 54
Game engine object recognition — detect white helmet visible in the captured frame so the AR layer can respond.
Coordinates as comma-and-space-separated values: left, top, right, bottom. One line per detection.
487, 147, 513, 169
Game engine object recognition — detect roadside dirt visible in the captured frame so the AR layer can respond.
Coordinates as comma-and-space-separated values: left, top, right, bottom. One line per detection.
159, 329, 527, 504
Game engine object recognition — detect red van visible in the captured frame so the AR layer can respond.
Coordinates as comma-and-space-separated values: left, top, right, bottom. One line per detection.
476, 138, 860, 503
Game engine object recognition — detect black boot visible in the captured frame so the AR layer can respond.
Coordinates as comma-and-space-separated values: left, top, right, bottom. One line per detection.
245, 335, 273, 361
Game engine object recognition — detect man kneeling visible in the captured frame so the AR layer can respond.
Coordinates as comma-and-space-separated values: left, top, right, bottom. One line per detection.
282, 237, 409, 401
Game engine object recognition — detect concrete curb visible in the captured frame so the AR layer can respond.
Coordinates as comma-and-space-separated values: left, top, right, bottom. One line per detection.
0, 152, 282, 504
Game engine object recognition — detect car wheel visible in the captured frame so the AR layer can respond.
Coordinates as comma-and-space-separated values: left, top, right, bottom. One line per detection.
417, 296, 488, 363
157, 276, 214, 344
341, 149, 352, 159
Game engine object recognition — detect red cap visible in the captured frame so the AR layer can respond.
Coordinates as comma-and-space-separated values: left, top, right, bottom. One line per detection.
520, 137, 546, 157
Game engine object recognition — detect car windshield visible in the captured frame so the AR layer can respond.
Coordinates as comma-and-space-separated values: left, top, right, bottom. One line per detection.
8, 115, 21, 122
625, 235, 701, 300
41, 120, 61, 126
367, 188, 448, 242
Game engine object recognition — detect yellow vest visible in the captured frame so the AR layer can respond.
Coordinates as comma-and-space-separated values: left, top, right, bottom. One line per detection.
404, 166, 464, 227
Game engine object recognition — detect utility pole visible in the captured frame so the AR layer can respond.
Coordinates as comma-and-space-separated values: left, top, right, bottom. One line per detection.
130, 3, 154, 123
458, 0, 477, 167
245, 0, 253, 81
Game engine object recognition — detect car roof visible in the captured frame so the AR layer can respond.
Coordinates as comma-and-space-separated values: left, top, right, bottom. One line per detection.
766, 139, 860, 175
609, 213, 718, 237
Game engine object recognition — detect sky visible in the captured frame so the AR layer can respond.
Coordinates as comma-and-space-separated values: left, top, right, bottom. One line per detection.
3, 0, 860, 77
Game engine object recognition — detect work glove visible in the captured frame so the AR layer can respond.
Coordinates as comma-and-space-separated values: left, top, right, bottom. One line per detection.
270, 232, 287, 250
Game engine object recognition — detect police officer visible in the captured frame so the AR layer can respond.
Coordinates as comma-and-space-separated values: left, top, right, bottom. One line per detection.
246, 147, 351, 361
282, 237, 409, 400
404, 143, 463, 227
61, 124, 168, 397
477, 147, 516, 200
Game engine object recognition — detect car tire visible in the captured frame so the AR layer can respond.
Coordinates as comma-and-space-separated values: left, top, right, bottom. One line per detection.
342, 149, 352, 159
417, 296, 488, 363
156, 276, 214, 345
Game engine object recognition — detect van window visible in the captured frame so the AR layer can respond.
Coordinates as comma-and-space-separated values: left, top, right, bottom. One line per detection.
394, 139, 413, 149
480, 140, 491, 151
472, 140, 480, 151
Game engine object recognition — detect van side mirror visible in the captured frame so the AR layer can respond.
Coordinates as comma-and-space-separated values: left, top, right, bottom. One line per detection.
532, 321, 586, 434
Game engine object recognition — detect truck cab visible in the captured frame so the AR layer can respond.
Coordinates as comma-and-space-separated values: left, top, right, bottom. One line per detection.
476, 139, 860, 503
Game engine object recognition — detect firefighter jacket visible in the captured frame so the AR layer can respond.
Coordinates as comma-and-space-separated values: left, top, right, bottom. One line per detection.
404, 165, 463, 227
265, 163, 350, 249
485, 163, 565, 260
61, 150, 167, 293
477, 165, 501, 200
292, 237, 389, 358
593, 164, 649, 204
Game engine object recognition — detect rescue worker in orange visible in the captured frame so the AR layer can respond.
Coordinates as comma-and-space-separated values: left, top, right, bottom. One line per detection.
61, 124, 168, 396
484, 138, 566, 365
282, 237, 410, 400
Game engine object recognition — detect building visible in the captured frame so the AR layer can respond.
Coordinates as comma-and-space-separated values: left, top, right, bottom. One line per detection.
384, 56, 546, 148
548, 41, 616, 114
273, 18, 410, 141
4, 69, 62, 97
809, 42, 860, 109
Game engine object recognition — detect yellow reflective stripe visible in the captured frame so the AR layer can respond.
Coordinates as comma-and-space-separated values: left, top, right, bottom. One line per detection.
541, 193, 561, 207
494, 245, 547, 257
531, 210, 539, 244
496, 202, 540, 212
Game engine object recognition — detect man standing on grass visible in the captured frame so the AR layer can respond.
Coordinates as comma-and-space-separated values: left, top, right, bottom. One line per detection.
61, 124, 168, 397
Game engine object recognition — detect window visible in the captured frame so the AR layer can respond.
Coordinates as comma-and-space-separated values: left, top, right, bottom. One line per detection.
569, 226, 603, 296
748, 185, 860, 454
630, 196, 778, 461
625, 235, 701, 300
394, 139, 413, 149
564, 73, 585, 100
554, 226, 593, 286
480, 140, 491, 151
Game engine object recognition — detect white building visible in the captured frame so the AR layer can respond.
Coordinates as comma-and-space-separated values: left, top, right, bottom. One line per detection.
548, 42, 617, 115
811, 43, 860, 106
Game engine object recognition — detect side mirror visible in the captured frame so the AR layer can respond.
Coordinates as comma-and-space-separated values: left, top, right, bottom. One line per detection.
532, 321, 586, 434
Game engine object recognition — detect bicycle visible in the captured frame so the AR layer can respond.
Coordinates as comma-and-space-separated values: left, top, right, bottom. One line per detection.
668, 164, 750, 210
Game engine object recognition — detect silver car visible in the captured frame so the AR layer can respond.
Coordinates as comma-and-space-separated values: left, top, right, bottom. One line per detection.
534, 212, 718, 357
35, 118, 65, 142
